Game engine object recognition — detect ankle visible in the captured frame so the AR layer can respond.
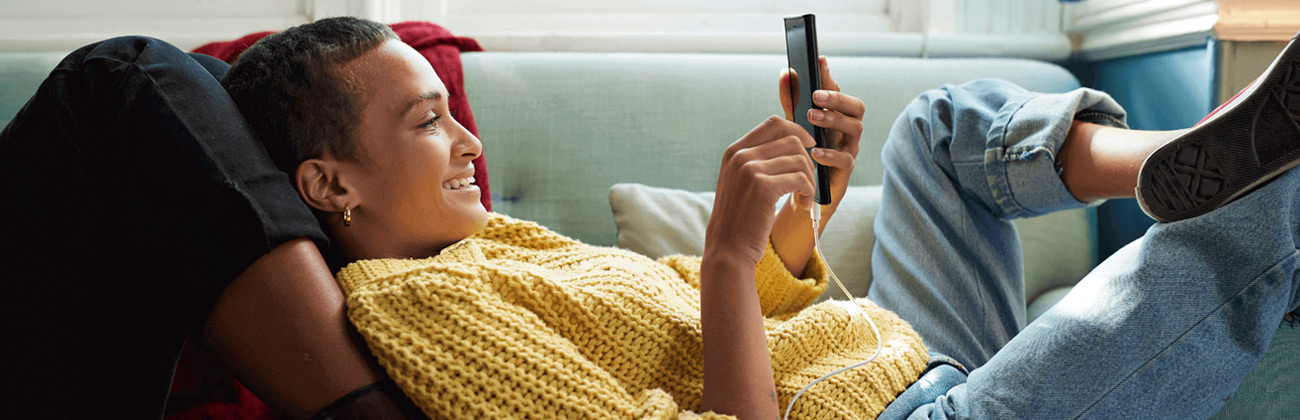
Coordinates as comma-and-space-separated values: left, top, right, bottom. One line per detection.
1058, 121, 1183, 201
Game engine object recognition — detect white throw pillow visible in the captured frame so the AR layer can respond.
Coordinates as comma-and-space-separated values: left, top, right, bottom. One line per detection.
609, 183, 882, 301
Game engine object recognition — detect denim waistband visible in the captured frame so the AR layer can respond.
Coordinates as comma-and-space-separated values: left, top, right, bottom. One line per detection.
875, 352, 969, 420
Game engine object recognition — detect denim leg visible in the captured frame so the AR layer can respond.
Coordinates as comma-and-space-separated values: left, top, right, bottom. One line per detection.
869, 79, 1125, 371
876, 81, 1300, 418
913, 167, 1300, 419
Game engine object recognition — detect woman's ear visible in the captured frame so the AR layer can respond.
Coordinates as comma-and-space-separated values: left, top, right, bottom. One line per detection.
295, 158, 356, 213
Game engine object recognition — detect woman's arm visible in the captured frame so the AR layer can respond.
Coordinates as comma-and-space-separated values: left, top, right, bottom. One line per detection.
701, 116, 819, 419
700, 252, 779, 419
202, 239, 420, 420
769, 58, 866, 276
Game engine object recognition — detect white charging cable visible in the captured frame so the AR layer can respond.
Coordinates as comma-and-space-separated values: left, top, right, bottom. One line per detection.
781, 204, 883, 420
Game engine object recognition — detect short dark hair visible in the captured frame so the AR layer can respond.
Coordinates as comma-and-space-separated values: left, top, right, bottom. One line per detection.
222, 16, 398, 174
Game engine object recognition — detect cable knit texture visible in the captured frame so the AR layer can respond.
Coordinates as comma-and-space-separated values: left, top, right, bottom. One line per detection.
337, 213, 929, 419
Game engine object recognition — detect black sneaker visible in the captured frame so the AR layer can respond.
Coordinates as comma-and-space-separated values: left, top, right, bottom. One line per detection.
1136, 33, 1300, 222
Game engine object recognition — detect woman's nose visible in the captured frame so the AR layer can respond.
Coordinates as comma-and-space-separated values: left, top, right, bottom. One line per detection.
450, 115, 482, 160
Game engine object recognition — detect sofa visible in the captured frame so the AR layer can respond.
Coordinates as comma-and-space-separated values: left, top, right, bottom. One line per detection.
1, 47, 1294, 417
463, 52, 1095, 307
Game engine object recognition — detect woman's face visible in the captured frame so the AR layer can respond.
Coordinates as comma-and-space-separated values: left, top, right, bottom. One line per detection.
329, 39, 488, 259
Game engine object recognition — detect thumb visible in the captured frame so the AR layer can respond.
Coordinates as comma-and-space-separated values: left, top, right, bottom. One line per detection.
789, 190, 815, 212
779, 68, 797, 121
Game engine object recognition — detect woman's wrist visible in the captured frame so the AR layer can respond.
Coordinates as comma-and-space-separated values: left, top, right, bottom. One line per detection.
701, 249, 757, 281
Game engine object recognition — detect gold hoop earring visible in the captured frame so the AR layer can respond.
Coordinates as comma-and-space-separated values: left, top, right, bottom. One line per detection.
343, 206, 352, 227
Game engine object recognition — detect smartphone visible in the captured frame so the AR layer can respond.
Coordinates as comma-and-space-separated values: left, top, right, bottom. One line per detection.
784, 14, 832, 205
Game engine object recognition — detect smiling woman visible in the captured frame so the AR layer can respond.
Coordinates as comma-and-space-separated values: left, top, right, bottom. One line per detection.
298, 39, 488, 262
224, 23, 489, 268
215, 15, 925, 420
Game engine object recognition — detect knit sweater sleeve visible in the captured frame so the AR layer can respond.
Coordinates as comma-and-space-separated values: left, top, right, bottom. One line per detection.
656, 241, 829, 319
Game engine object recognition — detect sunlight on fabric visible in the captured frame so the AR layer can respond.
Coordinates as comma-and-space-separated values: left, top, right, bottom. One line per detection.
1042, 238, 1145, 323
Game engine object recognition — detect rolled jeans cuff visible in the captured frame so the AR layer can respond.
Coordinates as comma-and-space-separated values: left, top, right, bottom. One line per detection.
983, 87, 1129, 218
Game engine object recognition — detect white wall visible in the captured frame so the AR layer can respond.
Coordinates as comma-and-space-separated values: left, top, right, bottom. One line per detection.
0, 0, 314, 51
1064, 0, 1220, 61
0, 0, 1069, 60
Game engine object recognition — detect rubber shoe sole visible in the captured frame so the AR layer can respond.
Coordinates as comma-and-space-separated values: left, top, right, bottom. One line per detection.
1136, 33, 1300, 223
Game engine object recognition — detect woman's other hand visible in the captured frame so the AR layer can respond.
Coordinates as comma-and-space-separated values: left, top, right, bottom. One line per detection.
768, 57, 866, 276
779, 56, 864, 214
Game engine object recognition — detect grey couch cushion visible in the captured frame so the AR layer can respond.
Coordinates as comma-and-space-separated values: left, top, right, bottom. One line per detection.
609, 182, 1094, 303
0, 52, 66, 127
463, 52, 1086, 243
464, 52, 1093, 300
610, 183, 880, 302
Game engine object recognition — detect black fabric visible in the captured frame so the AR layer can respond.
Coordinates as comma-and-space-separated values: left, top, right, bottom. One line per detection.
309, 380, 428, 420
0, 36, 326, 419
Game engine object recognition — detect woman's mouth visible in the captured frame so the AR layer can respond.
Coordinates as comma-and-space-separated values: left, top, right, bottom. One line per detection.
442, 176, 476, 190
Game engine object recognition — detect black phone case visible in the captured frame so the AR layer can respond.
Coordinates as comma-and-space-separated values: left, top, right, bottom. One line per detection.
785, 14, 832, 205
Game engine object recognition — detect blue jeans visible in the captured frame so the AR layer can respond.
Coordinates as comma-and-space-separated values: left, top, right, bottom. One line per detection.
868, 79, 1300, 419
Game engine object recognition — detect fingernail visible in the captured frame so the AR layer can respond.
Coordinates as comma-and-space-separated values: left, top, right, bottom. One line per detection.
809, 108, 824, 121
812, 148, 826, 158
814, 90, 829, 102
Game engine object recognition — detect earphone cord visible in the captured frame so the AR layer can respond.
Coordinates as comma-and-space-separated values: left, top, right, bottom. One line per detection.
781, 204, 883, 420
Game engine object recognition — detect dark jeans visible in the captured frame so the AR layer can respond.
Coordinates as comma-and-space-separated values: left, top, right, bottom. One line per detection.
0, 36, 324, 418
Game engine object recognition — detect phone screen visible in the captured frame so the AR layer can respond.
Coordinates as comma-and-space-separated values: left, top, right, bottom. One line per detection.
785, 14, 831, 205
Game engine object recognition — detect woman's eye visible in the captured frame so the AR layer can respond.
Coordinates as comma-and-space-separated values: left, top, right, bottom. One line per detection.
418, 114, 442, 129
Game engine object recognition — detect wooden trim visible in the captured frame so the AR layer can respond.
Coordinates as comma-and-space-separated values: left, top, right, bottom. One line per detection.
1214, 0, 1300, 41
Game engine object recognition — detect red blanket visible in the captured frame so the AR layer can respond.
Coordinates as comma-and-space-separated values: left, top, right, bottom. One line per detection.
168, 21, 485, 420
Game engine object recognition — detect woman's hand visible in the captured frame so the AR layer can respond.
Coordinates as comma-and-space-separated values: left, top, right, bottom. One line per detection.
704, 116, 818, 267
770, 57, 866, 276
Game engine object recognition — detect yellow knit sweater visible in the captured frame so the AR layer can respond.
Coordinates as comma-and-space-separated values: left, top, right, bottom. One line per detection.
337, 214, 929, 419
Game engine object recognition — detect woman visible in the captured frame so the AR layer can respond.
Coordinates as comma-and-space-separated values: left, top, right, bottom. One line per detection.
6, 15, 1296, 420
222, 17, 908, 420
226, 17, 1300, 419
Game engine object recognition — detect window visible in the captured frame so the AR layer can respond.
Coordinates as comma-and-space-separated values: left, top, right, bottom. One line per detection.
0, 0, 1069, 59
0, 0, 311, 51
399, 0, 1067, 58
402, 0, 892, 54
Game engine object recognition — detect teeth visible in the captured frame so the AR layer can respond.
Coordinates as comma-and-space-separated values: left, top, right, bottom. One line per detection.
442, 176, 476, 190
